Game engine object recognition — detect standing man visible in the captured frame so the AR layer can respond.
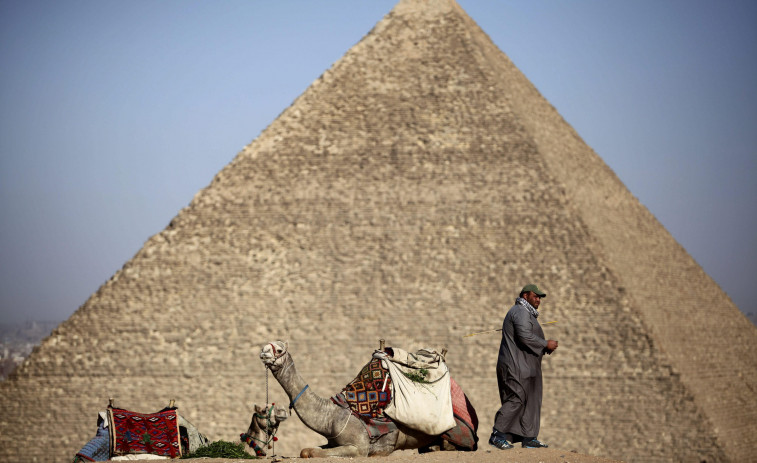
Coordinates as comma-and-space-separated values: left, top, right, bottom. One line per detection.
489, 284, 558, 450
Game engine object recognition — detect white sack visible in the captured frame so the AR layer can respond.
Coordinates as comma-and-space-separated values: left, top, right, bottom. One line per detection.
378, 348, 455, 435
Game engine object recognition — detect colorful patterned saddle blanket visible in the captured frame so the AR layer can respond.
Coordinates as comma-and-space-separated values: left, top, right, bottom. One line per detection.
108, 407, 182, 458
336, 357, 393, 418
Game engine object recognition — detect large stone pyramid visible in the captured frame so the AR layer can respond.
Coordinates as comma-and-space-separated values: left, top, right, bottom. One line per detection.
2, 1, 755, 462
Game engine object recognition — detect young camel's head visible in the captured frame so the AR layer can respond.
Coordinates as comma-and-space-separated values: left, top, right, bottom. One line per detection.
240, 403, 288, 456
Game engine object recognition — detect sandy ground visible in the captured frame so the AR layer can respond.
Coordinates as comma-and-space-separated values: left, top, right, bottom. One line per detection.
181, 447, 624, 463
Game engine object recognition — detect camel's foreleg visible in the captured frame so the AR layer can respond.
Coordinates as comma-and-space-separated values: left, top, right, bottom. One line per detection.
300, 444, 360, 458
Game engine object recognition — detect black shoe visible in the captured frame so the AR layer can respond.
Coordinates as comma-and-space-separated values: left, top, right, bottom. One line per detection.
488, 433, 514, 450
522, 438, 548, 448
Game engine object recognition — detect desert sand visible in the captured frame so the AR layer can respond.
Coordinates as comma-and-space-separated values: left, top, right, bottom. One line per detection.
186, 447, 623, 463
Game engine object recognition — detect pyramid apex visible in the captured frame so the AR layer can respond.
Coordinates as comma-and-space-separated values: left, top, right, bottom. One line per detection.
391, 0, 461, 17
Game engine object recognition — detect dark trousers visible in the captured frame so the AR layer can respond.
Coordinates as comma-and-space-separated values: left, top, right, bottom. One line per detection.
493, 363, 542, 440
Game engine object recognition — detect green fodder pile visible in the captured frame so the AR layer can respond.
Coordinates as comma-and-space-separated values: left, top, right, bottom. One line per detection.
182, 440, 257, 459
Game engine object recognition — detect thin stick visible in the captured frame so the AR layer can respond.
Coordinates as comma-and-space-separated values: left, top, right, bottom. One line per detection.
463, 328, 501, 338
463, 321, 557, 338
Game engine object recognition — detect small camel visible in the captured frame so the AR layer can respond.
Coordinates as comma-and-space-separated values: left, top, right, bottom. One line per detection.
240, 403, 288, 457
260, 340, 467, 458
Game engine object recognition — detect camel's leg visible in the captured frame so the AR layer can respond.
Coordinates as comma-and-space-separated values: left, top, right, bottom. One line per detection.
419, 440, 457, 453
300, 444, 361, 458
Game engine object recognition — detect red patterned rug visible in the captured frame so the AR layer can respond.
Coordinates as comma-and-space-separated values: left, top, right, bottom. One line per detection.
108, 407, 181, 458
441, 378, 479, 450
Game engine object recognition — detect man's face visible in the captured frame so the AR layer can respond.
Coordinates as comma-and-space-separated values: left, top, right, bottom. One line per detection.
523, 291, 541, 309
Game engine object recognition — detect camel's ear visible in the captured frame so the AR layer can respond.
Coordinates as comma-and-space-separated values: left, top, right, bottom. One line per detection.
284, 340, 289, 350
254, 404, 263, 413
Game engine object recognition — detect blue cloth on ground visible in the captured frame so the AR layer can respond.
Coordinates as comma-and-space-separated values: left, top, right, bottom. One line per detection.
75, 415, 110, 461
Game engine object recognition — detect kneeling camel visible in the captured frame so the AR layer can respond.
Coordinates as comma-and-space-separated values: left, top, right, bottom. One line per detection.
260, 340, 470, 458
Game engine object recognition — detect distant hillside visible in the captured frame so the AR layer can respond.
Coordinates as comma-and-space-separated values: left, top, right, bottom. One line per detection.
0, 320, 60, 380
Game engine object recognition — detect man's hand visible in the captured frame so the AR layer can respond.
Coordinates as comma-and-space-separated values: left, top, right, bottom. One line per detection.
545, 339, 558, 354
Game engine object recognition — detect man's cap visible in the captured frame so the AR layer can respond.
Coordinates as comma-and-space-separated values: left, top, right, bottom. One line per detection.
521, 284, 546, 298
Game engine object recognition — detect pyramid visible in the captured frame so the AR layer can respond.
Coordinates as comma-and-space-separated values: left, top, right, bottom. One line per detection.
2, 1, 755, 462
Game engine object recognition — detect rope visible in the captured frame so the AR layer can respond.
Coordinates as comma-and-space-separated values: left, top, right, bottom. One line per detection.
289, 384, 309, 410
328, 409, 352, 439
277, 356, 293, 377
266, 367, 275, 456
240, 433, 270, 457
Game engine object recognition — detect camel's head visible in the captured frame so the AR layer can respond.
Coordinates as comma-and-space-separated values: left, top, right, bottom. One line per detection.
240, 403, 288, 457
260, 341, 288, 370
248, 403, 289, 433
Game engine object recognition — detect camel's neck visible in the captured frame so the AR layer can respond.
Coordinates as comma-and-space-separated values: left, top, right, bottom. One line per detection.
271, 353, 349, 438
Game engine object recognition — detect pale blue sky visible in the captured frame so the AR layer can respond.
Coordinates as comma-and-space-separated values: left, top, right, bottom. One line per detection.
1, 0, 755, 325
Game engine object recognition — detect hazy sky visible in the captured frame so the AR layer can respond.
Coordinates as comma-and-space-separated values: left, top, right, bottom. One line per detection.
1, 0, 755, 326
